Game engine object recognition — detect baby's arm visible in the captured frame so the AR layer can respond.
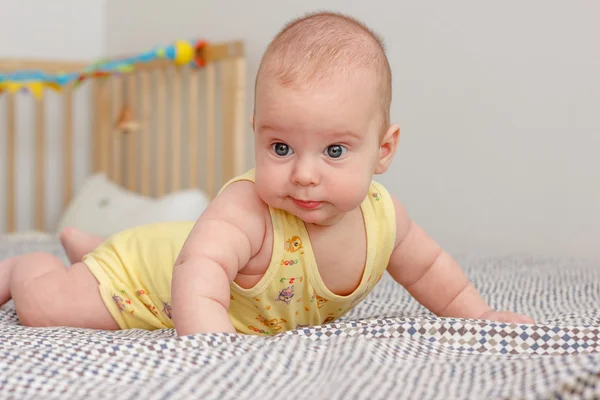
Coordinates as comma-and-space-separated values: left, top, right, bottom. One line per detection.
387, 195, 534, 323
171, 181, 267, 336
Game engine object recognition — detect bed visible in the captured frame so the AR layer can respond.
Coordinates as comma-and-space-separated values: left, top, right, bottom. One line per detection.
2, 43, 600, 399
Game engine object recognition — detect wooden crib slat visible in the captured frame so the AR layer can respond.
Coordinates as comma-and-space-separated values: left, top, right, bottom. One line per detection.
111, 76, 122, 185
171, 67, 182, 192
96, 80, 111, 174
233, 55, 247, 177
139, 71, 151, 196
63, 86, 74, 207
92, 81, 100, 172
6, 93, 16, 233
205, 63, 216, 198
156, 68, 167, 197
126, 74, 138, 191
35, 97, 45, 231
221, 59, 235, 183
188, 68, 199, 189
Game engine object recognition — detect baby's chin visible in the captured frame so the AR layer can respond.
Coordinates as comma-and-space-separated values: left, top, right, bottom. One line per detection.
260, 193, 358, 225
285, 203, 353, 226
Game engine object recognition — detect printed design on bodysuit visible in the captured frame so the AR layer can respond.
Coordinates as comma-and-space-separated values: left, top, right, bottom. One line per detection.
282, 235, 304, 266
162, 301, 173, 319
275, 285, 295, 305
113, 290, 134, 315
285, 236, 304, 254
279, 276, 303, 285
136, 289, 159, 317
256, 315, 288, 331
247, 325, 270, 335
369, 189, 381, 201
112, 295, 127, 312
315, 295, 328, 309
308, 292, 328, 310
323, 313, 337, 324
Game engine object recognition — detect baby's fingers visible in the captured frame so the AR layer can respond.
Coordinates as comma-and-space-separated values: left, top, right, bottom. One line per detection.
484, 311, 535, 324
507, 312, 535, 324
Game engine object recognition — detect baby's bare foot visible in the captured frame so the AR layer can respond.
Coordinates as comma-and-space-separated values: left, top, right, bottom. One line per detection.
60, 227, 104, 264
60, 227, 81, 264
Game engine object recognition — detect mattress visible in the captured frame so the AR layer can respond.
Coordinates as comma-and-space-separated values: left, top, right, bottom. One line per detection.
1, 237, 600, 399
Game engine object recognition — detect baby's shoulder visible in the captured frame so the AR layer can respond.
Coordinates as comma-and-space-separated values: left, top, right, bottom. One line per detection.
198, 178, 270, 259
213, 179, 268, 216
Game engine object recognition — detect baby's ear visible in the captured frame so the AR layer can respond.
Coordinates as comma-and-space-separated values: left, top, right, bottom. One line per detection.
375, 124, 400, 174
249, 116, 254, 130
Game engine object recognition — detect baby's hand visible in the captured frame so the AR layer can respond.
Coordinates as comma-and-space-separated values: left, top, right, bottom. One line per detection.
480, 310, 535, 324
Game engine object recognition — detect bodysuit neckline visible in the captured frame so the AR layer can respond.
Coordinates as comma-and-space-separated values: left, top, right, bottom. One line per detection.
296, 198, 376, 302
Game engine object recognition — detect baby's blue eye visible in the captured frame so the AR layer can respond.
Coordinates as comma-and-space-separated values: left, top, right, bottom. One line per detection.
326, 145, 347, 159
272, 143, 293, 157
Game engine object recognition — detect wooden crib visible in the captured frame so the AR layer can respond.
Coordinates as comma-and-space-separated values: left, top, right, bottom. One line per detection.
0, 41, 247, 233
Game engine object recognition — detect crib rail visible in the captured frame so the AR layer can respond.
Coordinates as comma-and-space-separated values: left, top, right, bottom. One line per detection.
1, 41, 246, 233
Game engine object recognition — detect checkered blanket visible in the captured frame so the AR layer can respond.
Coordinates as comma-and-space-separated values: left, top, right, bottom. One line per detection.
2, 237, 600, 399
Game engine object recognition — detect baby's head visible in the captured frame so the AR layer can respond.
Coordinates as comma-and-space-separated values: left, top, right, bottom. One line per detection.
252, 11, 399, 225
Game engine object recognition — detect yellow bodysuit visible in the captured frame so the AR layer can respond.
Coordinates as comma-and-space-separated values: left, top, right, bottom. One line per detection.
83, 169, 396, 335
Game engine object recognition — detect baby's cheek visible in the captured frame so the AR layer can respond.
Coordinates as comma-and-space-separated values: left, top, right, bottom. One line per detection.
329, 174, 369, 210
256, 169, 286, 201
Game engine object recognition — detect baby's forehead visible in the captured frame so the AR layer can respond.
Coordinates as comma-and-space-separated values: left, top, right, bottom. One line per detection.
257, 18, 386, 90
254, 85, 380, 141
259, 58, 381, 93
257, 66, 377, 99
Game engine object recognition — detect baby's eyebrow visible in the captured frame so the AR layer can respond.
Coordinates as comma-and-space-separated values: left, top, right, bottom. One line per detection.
256, 125, 362, 141
256, 124, 279, 134
327, 130, 363, 141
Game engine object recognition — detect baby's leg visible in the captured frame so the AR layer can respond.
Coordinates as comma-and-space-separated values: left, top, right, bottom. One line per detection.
60, 227, 104, 264
0, 253, 118, 330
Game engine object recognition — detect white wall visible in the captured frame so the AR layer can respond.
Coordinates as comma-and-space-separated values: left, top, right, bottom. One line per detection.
3, 1, 600, 259
0, 0, 106, 231
0, 0, 106, 59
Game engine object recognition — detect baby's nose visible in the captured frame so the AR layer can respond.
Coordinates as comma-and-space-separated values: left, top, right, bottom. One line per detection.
291, 159, 320, 186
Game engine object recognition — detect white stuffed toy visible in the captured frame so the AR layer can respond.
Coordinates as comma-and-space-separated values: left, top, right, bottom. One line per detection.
57, 173, 210, 238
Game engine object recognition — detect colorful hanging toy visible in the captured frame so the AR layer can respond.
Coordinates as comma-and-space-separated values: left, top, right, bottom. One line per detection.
0, 39, 208, 98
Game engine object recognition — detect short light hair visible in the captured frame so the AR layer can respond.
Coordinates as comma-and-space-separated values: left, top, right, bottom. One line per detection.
255, 11, 392, 132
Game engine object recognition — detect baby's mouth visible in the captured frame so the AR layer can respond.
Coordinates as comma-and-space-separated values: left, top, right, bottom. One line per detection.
291, 197, 323, 210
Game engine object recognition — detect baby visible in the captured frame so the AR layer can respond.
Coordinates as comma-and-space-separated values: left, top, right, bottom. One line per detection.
0, 12, 534, 336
